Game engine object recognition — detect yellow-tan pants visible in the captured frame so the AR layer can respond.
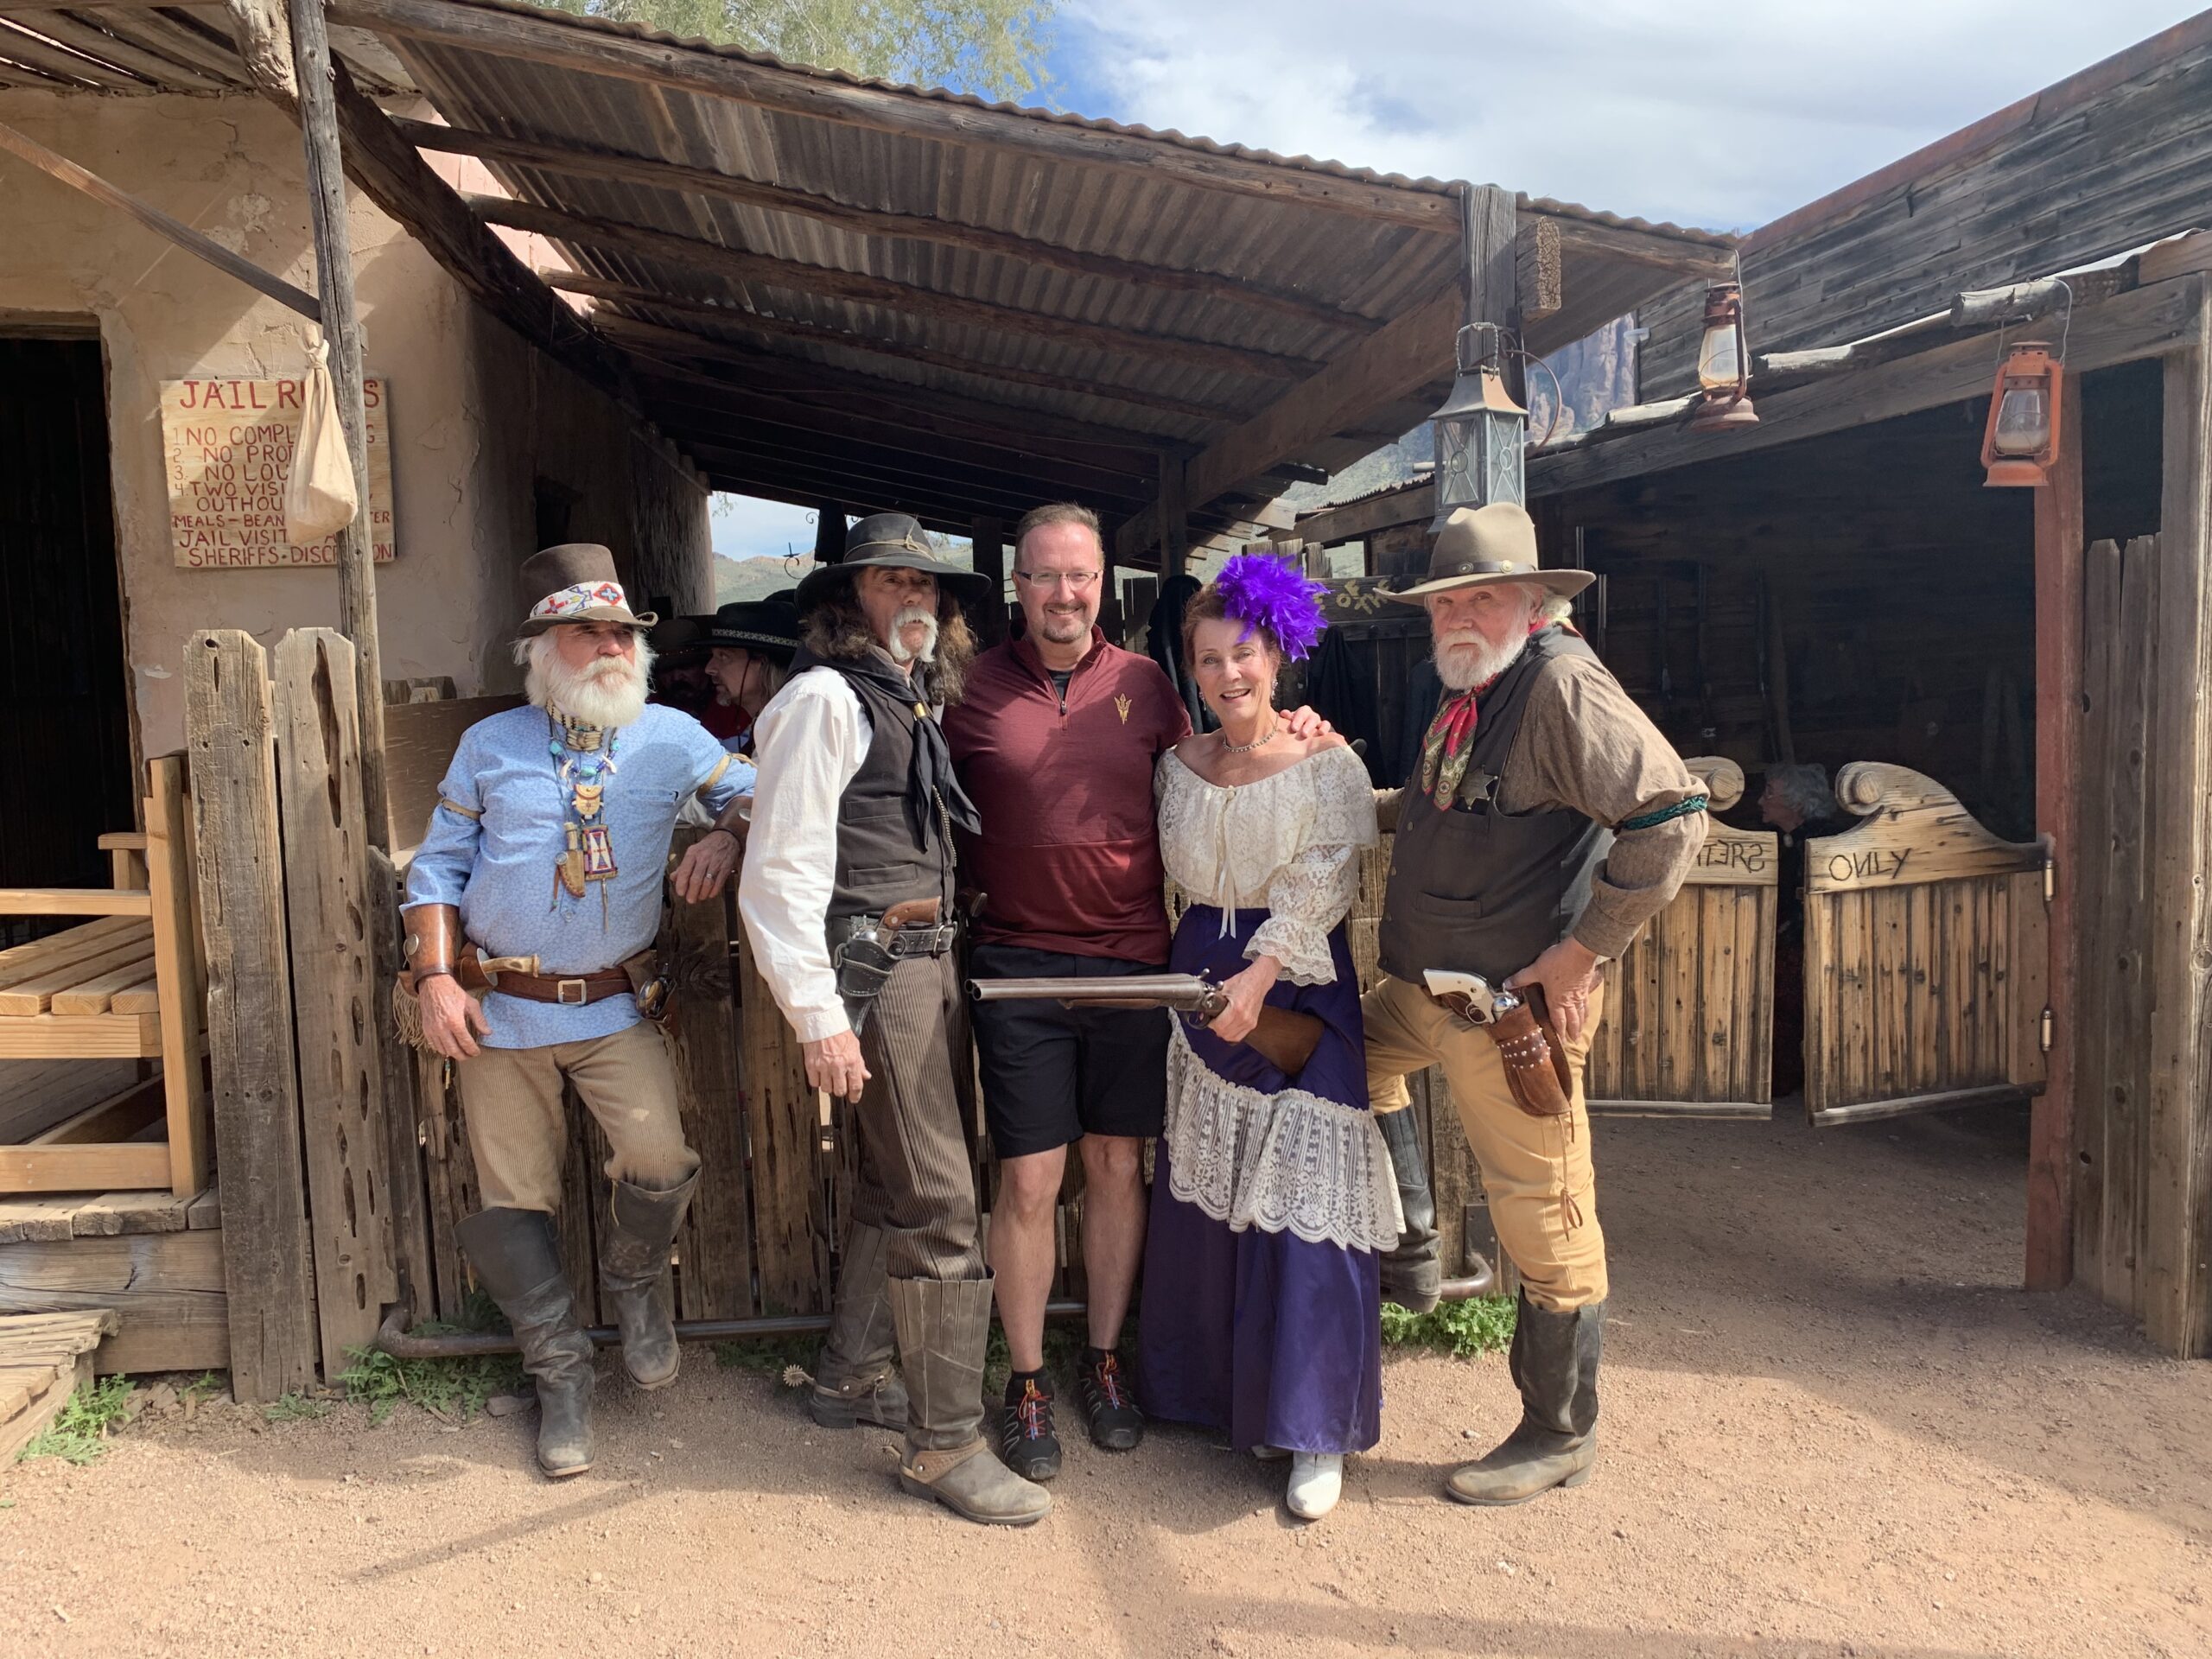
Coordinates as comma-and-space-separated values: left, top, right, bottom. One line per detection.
455, 1020, 699, 1213
1362, 974, 1607, 1311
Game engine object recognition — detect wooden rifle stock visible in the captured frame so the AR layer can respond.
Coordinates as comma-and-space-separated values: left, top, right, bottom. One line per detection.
1243, 1005, 1325, 1077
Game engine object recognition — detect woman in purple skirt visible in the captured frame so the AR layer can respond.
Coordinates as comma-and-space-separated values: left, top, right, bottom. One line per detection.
1135, 559, 1398, 1520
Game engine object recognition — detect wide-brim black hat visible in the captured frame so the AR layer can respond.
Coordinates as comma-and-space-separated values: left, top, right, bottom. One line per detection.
794, 512, 991, 610
701, 599, 801, 663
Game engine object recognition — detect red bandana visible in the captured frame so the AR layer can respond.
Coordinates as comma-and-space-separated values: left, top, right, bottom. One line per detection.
1418, 618, 1559, 810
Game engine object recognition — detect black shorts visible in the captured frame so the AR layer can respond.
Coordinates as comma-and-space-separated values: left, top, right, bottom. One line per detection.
968, 942, 1171, 1160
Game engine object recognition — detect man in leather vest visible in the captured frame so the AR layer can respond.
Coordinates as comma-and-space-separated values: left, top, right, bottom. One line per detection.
1365, 504, 1707, 1507
738, 514, 1051, 1527
404, 544, 753, 1478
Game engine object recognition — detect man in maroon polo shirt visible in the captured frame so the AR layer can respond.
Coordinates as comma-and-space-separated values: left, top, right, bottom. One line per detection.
944, 503, 1186, 1479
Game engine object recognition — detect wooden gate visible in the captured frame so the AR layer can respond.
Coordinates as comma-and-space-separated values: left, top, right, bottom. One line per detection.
1586, 758, 1777, 1118
1801, 763, 2049, 1126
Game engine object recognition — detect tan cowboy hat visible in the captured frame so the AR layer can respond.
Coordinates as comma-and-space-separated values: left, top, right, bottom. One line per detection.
518, 543, 658, 635
1383, 504, 1595, 603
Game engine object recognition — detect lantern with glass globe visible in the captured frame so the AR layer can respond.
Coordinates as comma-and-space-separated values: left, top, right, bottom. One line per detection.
1429, 322, 1528, 531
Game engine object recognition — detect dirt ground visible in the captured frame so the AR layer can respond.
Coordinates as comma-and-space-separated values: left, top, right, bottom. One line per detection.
3, 1103, 2206, 1659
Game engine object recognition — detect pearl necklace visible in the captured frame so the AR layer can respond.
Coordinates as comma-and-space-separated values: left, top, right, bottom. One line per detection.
1221, 716, 1278, 754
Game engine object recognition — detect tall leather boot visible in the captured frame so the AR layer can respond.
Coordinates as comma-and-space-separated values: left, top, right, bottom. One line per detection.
1446, 1288, 1602, 1505
887, 1276, 1051, 1527
810, 1223, 908, 1430
456, 1207, 595, 1478
598, 1172, 697, 1390
1375, 1106, 1442, 1313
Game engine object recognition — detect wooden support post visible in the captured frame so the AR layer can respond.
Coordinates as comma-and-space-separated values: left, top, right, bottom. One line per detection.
185, 630, 316, 1402
2028, 372, 2084, 1292
368, 845, 433, 1323
1157, 454, 1188, 580
2143, 279, 2212, 1357
971, 515, 1007, 645
272, 630, 392, 1372
813, 502, 845, 564
289, 0, 389, 852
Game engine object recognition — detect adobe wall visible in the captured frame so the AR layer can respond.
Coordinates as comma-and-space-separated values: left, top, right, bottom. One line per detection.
0, 90, 709, 759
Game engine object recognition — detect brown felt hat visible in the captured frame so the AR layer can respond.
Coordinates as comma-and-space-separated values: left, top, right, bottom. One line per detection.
518, 543, 658, 635
794, 512, 991, 611
1383, 504, 1595, 603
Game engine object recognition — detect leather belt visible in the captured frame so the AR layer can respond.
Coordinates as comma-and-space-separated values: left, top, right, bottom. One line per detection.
486, 964, 632, 1006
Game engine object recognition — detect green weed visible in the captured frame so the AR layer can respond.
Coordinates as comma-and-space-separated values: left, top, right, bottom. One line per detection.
263, 1391, 333, 1424
181, 1370, 225, 1405
17, 1376, 137, 1465
338, 1344, 525, 1425
1380, 1294, 1517, 1359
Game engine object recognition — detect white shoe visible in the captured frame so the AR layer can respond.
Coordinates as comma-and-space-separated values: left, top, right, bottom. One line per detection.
1251, 1444, 1289, 1462
1286, 1452, 1343, 1519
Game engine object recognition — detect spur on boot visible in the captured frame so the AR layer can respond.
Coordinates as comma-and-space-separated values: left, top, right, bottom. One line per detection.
1287, 1453, 1343, 1519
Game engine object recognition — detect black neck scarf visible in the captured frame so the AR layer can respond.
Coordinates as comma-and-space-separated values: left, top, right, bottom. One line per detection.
792, 645, 983, 842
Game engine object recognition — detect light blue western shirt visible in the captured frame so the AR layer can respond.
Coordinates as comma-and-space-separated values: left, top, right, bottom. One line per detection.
403, 703, 752, 1048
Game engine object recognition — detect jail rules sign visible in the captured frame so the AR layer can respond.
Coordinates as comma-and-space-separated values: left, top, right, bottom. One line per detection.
161, 376, 394, 569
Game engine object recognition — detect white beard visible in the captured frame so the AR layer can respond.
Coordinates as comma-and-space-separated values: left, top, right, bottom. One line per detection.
524, 635, 653, 729
885, 605, 939, 665
1434, 627, 1528, 693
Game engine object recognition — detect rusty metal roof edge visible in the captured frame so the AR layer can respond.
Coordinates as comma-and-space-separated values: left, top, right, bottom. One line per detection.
367, 0, 1732, 241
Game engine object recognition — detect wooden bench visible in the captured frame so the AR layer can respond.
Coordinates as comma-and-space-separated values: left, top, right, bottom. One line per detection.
0, 756, 210, 1197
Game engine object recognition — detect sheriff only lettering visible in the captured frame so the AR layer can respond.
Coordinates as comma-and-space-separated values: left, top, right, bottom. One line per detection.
161, 377, 395, 569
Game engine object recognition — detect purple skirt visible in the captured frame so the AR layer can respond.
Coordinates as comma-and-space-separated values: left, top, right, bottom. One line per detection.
1135, 905, 1383, 1455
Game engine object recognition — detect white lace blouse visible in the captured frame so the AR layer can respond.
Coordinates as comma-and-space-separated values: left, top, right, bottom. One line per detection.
1155, 742, 1379, 983
1153, 742, 1399, 1252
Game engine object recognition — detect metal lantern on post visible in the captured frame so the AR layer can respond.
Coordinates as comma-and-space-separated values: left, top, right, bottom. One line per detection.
1688, 279, 1758, 432
1980, 340, 2063, 487
1430, 322, 1528, 531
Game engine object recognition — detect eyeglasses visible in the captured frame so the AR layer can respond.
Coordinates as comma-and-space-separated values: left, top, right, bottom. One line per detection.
1013, 569, 1102, 592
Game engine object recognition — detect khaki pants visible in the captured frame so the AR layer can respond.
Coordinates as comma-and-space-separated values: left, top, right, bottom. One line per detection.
456, 1020, 699, 1214
1362, 974, 1608, 1311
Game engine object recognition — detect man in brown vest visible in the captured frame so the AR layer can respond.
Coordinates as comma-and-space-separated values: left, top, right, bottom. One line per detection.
737, 514, 1051, 1527
1364, 504, 1707, 1506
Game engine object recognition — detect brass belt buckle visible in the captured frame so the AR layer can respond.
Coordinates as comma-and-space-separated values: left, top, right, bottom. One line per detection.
556, 977, 588, 1005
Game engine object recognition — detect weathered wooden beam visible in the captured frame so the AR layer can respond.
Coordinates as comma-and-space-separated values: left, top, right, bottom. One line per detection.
1541, 209, 1738, 281
185, 629, 317, 1402
291, 0, 388, 849
272, 630, 392, 1370
329, 0, 1459, 232
471, 194, 1320, 383
0, 16, 154, 87
1185, 284, 1461, 512
1530, 277, 2199, 496
971, 517, 1007, 645
550, 271, 1235, 426
394, 118, 1382, 335
2139, 230, 2212, 285
2028, 370, 2084, 1293
318, 59, 636, 406
0, 120, 319, 318
678, 427, 1147, 519
1516, 214, 1562, 325
1157, 453, 1189, 580
2142, 276, 2212, 1357
1271, 480, 1431, 548
221, 0, 296, 105
604, 317, 1175, 458
7, 10, 234, 90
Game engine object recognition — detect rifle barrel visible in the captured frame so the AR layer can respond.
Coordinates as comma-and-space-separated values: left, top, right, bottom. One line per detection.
968, 974, 1216, 1007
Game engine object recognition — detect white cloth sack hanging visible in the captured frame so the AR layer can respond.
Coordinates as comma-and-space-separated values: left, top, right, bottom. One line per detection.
284, 334, 359, 547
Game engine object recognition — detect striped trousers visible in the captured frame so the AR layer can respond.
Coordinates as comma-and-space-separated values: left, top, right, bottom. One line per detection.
849, 953, 983, 1282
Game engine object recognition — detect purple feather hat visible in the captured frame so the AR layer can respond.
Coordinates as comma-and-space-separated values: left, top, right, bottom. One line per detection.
1215, 552, 1329, 660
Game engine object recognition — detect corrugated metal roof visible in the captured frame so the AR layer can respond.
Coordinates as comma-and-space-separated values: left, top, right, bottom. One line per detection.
0, 8, 416, 97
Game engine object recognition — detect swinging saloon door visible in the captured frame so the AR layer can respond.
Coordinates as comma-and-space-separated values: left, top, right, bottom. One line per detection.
1586, 759, 1777, 1119
1801, 764, 2049, 1126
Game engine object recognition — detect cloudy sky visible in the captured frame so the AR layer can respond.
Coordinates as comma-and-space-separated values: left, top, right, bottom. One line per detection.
713, 1, 2193, 558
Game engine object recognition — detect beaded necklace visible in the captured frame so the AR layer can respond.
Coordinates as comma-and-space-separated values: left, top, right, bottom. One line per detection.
549, 712, 620, 925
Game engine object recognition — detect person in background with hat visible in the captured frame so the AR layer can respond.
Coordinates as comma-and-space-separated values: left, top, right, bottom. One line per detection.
1363, 503, 1707, 1508
701, 594, 801, 753
736, 513, 1052, 1527
646, 613, 747, 747
402, 544, 752, 1479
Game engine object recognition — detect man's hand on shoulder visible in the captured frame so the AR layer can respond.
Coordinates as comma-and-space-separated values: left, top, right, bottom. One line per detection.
1279, 705, 1334, 741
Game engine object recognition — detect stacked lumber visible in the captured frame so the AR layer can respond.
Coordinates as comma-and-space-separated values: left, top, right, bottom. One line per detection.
0, 1308, 118, 1460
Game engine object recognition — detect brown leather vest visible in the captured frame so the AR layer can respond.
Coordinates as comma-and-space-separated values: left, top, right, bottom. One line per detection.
1379, 626, 1613, 986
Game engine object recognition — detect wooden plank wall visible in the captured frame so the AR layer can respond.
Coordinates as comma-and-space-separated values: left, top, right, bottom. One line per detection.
1636, 29, 2212, 396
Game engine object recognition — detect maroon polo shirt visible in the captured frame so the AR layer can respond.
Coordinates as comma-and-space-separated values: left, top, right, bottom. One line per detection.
944, 627, 1191, 963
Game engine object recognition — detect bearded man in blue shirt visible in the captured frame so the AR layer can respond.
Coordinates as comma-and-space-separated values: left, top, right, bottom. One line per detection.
403, 544, 749, 1478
